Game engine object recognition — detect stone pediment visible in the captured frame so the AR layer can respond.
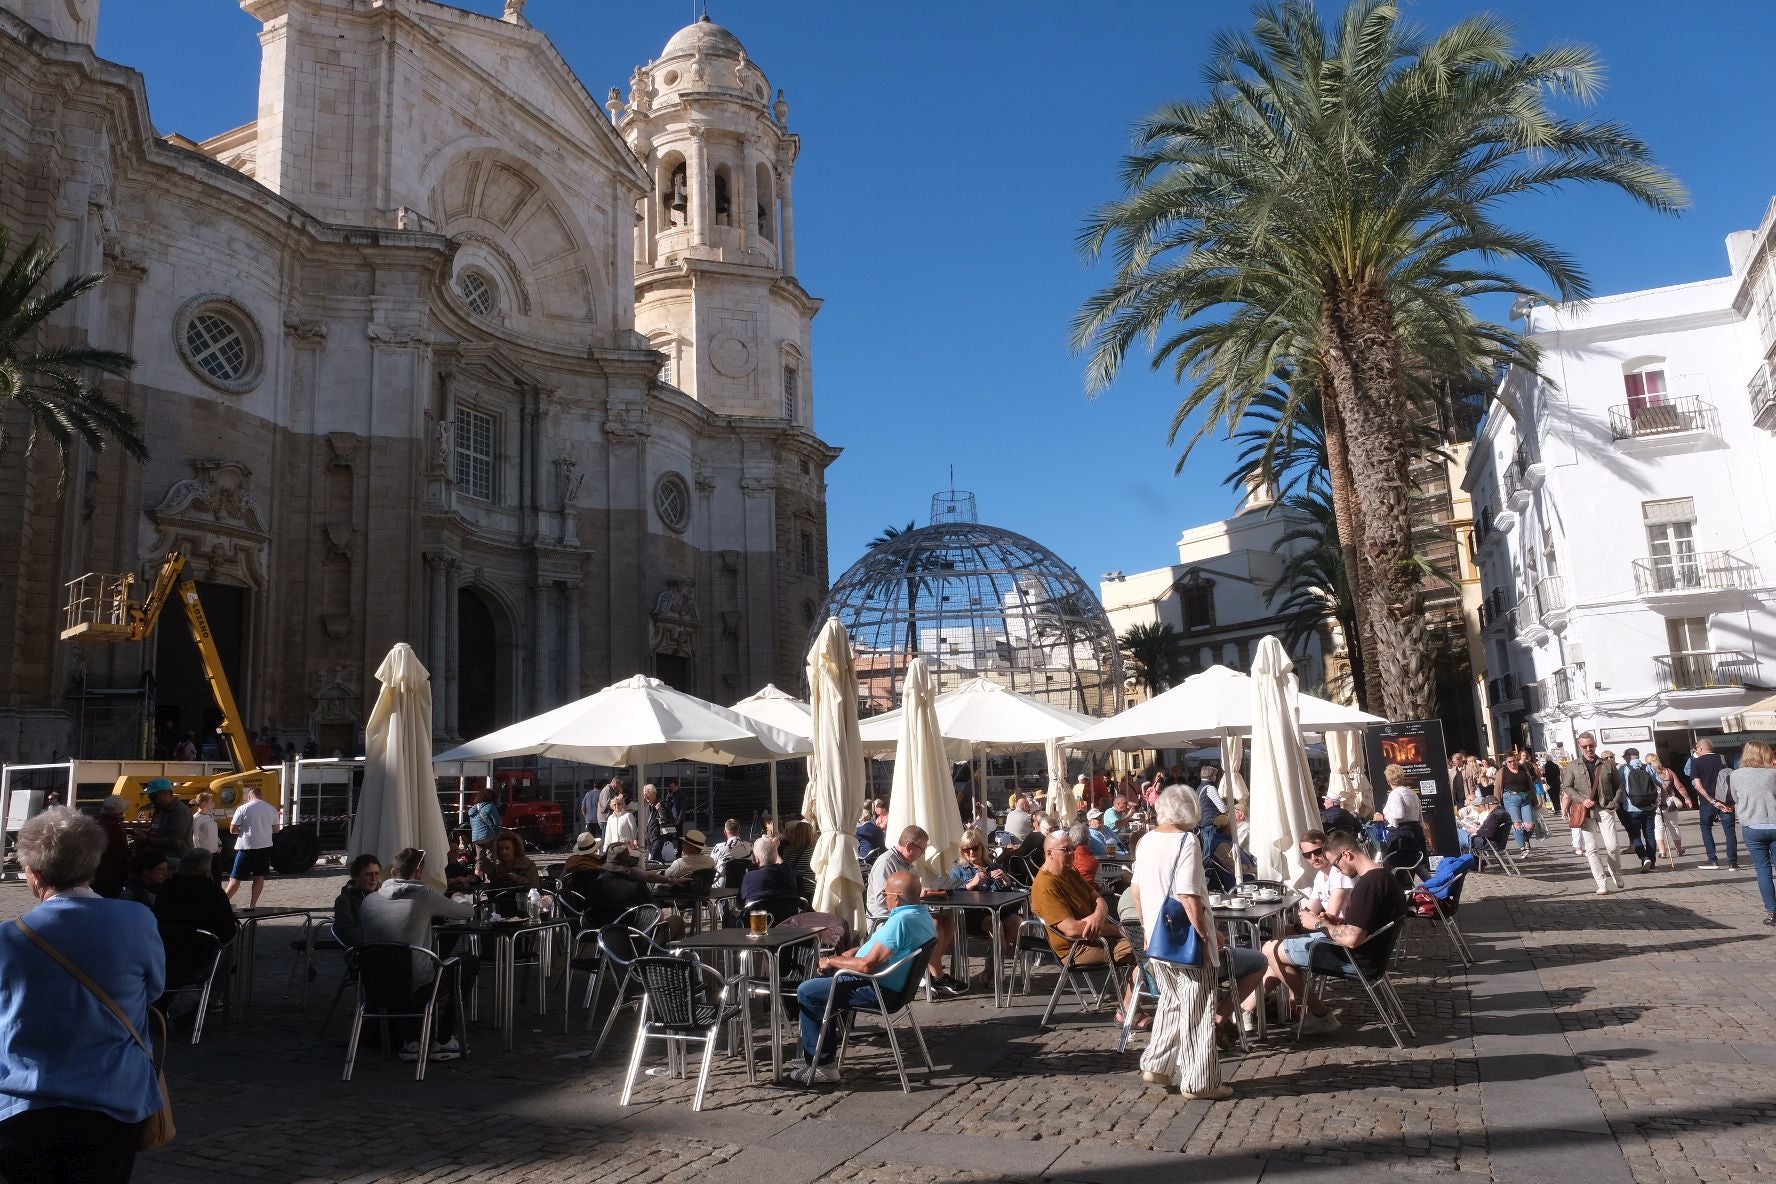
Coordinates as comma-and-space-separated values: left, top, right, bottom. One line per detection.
143, 460, 270, 588
402, 3, 649, 192
440, 342, 546, 392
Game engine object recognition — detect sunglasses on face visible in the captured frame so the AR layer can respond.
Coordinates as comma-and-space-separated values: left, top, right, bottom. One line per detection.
1301, 847, 1325, 860
961, 845, 983, 853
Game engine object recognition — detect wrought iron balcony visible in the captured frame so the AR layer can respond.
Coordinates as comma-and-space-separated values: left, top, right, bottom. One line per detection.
1515, 592, 1546, 642
1503, 463, 1531, 510
1631, 551, 1759, 599
1752, 363, 1776, 433
1486, 673, 1521, 707
1655, 650, 1756, 693
1608, 396, 1721, 443
1534, 575, 1568, 627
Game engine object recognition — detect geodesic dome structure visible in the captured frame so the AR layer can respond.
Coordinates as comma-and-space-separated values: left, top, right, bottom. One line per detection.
820, 493, 1124, 718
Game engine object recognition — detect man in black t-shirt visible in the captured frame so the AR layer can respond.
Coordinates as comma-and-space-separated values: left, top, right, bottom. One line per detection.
1263, 832, 1407, 1034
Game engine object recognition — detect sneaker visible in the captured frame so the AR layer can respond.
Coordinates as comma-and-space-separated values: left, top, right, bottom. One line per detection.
1699, 863, 1721, 870
397, 1040, 423, 1062
1729, 864, 1742, 871
430, 1038, 462, 1062
1141, 1069, 1177, 1089
1641, 859, 1653, 871
1300, 1009, 1342, 1036
1595, 888, 1611, 896
931, 974, 968, 998
789, 1061, 841, 1084
1181, 1084, 1236, 1101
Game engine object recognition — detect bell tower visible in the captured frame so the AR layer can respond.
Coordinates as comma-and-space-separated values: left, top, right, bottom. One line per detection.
4, 0, 98, 45
618, 15, 820, 425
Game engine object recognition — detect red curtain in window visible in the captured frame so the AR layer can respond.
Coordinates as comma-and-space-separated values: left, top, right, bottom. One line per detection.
1624, 370, 1668, 414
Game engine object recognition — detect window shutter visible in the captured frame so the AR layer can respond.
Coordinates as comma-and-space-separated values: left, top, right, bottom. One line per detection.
1642, 498, 1696, 525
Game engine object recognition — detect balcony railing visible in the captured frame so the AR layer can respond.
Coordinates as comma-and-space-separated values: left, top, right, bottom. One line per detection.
1481, 587, 1508, 632
1486, 673, 1520, 706
1550, 667, 1576, 705
1608, 396, 1720, 442
1631, 551, 1759, 597
1535, 575, 1567, 619
1752, 363, 1776, 431
1515, 592, 1542, 637
1655, 650, 1756, 692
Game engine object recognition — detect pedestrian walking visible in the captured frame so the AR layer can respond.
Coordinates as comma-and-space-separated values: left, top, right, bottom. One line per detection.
1724, 741, 1776, 926
1690, 739, 1739, 871
1652, 754, 1690, 863
1560, 732, 1625, 895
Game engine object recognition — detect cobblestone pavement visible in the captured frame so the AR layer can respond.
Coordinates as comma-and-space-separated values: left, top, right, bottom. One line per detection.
4, 821, 1772, 1184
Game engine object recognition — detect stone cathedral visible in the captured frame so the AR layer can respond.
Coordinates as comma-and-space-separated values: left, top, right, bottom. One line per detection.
0, 0, 835, 760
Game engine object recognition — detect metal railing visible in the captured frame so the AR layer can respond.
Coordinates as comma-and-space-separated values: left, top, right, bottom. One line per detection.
1631, 551, 1759, 596
1654, 651, 1756, 692
1486, 673, 1519, 706
1751, 363, 1776, 429
1608, 396, 1719, 441
1535, 575, 1567, 618
1515, 592, 1541, 634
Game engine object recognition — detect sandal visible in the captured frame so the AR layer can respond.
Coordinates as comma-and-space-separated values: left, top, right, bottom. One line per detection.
1115, 1008, 1153, 1030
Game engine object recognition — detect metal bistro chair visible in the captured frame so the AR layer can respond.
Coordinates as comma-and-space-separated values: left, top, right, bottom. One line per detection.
806, 939, 937, 1094
157, 925, 229, 1045
1477, 836, 1523, 877
590, 922, 674, 1056
1409, 869, 1475, 967
1034, 921, 1127, 1029
1116, 920, 1161, 1056
343, 944, 468, 1081
573, 903, 663, 1020
1294, 920, 1416, 1050
619, 955, 753, 1112
317, 922, 359, 1035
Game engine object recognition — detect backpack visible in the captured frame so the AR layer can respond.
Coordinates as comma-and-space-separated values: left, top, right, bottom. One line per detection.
1625, 764, 1660, 811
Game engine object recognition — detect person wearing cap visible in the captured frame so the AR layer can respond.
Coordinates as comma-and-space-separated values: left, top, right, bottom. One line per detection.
1320, 793, 1362, 837
144, 779, 193, 859
1085, 809, 1122, 858
663, 829, 715, 882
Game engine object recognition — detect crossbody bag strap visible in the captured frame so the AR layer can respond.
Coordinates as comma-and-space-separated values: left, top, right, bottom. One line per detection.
13, 915, 154, 1059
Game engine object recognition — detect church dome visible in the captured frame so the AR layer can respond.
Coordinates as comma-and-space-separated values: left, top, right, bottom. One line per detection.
660, 15, 746, 60
819, 492, 1124, 717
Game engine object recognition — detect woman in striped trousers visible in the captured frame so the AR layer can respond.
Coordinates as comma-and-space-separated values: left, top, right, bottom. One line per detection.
1131, 786, 1232, 1100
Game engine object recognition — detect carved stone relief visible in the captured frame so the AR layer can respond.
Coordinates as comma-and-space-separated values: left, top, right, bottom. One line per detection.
143, 460, 270, 587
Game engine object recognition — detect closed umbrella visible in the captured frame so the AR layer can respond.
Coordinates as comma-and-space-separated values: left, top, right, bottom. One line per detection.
730, 684, 813, 827
1246, 637, 1320, 889
1326, 728, 1369, 814
885, 658, 965, 883
348, 643, 451, 892
806, 618, 866, 932
1044, 735, 1069, 826
1224, 733, 1248, 886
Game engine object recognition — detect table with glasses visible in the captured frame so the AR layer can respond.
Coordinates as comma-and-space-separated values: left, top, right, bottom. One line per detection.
671, 925, 820, 1082
652, 885, 737, 933
1210, 889, 1301, 1040
927, 888, 1028, 1007
433, 915, 572, 1051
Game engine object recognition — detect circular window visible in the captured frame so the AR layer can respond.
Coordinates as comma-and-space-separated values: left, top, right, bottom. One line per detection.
459, 270, 498, 316
175, 297, 262, 393
655, 472, 691, 533
661, 69, 680, 87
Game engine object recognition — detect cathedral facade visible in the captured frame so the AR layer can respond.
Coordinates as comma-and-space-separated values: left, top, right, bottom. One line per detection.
0, 0, 834, 760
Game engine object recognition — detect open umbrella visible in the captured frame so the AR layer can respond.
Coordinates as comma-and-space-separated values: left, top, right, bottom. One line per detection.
1065, 664, 1383, 751
729, 684, 813, 826
885, 658, 965, 883
806, 619, 866, 932
348, 643, 451, 891
1246, 637, 1320, 888
434, 674, 807, 767
858, 677, 1097, 754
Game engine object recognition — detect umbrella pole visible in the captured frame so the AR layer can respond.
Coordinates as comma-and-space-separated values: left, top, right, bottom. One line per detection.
768, 760, 780, 829
1228, 729, 1243, 888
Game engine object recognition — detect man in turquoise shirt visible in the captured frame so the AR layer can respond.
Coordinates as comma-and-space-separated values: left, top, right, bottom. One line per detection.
792, 870, 935, 1083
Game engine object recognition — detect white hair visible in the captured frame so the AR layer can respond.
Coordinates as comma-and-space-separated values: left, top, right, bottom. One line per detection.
1155, 784, 1201, 828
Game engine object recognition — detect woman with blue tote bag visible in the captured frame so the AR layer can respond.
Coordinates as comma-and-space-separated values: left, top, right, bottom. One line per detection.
1130, 786, 1231, 1101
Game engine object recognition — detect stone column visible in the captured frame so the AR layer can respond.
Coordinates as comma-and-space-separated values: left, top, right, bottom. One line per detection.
741, 475, 777, 686
426, 553, 447, 682
687, 127, 711, 246
777, 165, 796, 275
560, 579, 582, 700
530, 579, 550, 712
443, 559, 460, 737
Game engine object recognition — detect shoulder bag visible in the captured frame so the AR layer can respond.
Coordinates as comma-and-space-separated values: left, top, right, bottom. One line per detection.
1144, 835, 1205, 967
12, 916, 174, 1150
1564, 796, 1592, 829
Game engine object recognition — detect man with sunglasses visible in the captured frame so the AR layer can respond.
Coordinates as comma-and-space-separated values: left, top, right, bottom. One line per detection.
866, 825, 965, 995
1295, 830, 1352, 927
1263, 832, 1406, 1036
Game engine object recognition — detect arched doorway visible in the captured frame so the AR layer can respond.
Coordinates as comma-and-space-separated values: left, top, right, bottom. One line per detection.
457, 587, 512, 740
153, 581, 249, 761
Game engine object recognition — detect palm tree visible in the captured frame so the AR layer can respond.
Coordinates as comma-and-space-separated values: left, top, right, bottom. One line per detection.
867, 520, 934, 656
1267, 490, 1359, 703
1119, 621, 1187, 695
0, 228, 144, 486
1075, 0, 1683, 719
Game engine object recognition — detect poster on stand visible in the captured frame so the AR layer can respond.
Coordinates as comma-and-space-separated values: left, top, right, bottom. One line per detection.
1363, 718, 1459, 856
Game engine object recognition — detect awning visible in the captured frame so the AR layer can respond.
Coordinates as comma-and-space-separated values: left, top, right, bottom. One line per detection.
1723, 693, 1776, 733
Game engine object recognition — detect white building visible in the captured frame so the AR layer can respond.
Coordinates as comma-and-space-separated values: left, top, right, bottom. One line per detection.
1100, 481, 1341, 696
1464, 200, 1776, 764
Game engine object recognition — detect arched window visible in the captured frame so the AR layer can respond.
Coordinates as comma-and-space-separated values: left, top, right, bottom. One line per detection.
1623, 358, 1668, 413
754, 162, 775, 242
662, 156, 688, 227
713, 165, 732, 226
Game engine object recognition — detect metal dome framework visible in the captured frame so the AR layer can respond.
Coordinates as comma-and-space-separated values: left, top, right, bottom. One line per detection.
820, 504, 1124, 719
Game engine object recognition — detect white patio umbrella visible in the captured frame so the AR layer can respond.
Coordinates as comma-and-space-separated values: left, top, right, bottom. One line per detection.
1067, 664, 1383, 750
806, 618, 866, 932
1044, 735, 1069, 826
1245, 637, 1321, 889
858, 677, 1096, 754
885, 658, 965, 884
730, 684, 813, 826
434, 674, 807, 768
1224, 733, 1249, 885
348, 643, 451, 891
1326, 728, 1370, 814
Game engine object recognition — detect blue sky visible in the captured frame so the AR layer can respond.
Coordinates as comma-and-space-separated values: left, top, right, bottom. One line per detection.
99, 1, 1776, 596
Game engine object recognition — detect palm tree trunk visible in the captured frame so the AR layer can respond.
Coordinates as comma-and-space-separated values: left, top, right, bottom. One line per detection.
1318, 378, 1379, 711
1319, 287, 1437, 720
